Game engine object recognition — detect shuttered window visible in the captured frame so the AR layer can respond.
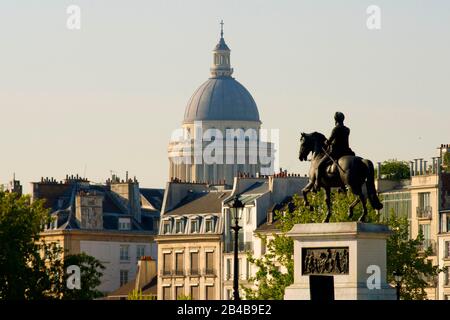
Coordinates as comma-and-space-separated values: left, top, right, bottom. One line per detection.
176, 252, 184, 275
176, 286, 184, 299
163, 286, 171, 300
190, 252, 199, 275
163, 253, 172, 274
190, 286, 199, 300
206, 251, 214, 274
206, 285, 215, 300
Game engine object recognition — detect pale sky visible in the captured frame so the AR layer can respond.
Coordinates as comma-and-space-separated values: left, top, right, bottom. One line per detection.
1, 0, 449, 193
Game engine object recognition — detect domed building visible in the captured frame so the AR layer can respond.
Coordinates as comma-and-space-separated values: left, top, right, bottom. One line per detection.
168, 24, 274, 185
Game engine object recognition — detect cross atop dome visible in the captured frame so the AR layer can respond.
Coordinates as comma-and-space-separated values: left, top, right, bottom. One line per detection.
220, 20, 224, 38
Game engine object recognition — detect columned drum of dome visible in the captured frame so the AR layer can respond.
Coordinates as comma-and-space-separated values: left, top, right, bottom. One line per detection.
168, 23, 274, 185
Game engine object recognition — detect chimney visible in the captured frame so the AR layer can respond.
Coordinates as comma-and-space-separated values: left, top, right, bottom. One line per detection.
414, 159, 419, 175
423, 160, 428, 174
135, 257, 157, 292
419, 159, 423, 175
409, 161, 414, 177
377, 162, 381, 179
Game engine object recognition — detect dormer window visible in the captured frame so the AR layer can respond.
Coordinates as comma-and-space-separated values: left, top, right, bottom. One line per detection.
163, 220, 172, 234
205, 218, 215, 233
118, 217, 131, 231
175, 219, 184, 233
190, 219, 200, 233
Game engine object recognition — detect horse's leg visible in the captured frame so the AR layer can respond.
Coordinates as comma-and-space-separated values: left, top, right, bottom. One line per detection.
302, 181, 314, 211
323, 187, 332, 223
348, 197, 360, 219
358, 194, 368, 222
347, 184, 361, 219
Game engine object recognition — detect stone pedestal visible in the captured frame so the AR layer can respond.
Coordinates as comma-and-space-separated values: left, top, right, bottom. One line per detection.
284, 222, 396, 300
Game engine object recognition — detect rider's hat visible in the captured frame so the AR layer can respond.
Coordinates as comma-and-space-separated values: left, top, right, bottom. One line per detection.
334, 111, 345, 123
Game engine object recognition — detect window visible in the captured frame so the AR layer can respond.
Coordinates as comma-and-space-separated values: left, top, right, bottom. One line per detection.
246, 207, 252, 224
226, 258, 231, 280
190, 285, 199, 300
420, 224, 431, 240
190, 252, 199, 275
175, 252, 184, 276
163, 253, 172, 275
163, 286, 171, 300
120, 270, 129, 286
190, 219, 199, 233
419, 192, 431, 209
175, 220, 184, 233
163, 221, 171, 234
445, 241, 450, 258
226, 289, 232, 300
419, 224, 432, 251
136, 245, 145, 260
206, 285, 215, 300
118, 218, 131, 231
206, 251, 214, 275
176, 286, 184, 299
205, 219, 214, 233
120, 245, 130, 261
446, 215, 450, 233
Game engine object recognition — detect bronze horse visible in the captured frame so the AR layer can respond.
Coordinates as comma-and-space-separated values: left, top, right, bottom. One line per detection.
298, 132, 383, 222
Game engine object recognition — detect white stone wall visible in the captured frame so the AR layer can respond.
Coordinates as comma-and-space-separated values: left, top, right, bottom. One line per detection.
79, 240, 157, 293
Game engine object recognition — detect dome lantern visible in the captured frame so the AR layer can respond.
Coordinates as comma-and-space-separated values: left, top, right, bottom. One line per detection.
210, 20, 233, 78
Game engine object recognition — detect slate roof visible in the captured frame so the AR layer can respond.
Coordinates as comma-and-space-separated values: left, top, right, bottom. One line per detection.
40, 181, 163, 233
165, 191, 231, 216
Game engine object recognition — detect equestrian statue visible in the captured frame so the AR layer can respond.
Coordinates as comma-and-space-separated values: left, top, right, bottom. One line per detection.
298, 112, 383, 223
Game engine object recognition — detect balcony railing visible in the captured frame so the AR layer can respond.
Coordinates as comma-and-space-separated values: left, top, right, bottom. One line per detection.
418, 239, 436, 254
225, 273, 248, 281
187, 269, 200, 276
174, 269, 184, 276
161, 269, 172, 276
203, 268, 216, 276
224, 241, 253, 253
416, 206, 432, 219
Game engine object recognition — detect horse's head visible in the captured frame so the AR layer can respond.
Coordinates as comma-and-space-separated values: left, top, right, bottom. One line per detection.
299, 132, 312, 161
299, 132, 327, 161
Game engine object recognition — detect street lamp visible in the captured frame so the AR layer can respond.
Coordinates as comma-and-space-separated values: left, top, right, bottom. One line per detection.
229, 195, 244, 301
393, 270, 403, 300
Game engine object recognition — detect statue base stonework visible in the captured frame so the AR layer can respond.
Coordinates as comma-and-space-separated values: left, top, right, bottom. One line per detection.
284, 222, 396, 300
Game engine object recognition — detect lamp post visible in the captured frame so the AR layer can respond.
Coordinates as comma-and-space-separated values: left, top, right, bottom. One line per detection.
229, 195, 244, 301
393, 270, 403, 300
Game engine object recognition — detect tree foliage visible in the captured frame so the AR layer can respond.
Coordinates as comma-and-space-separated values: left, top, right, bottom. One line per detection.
127, 289, 156, 300
378, 159, 410, 180
384, 213, 443, 300
0, 191, 104, 300
244, 190, 442, 300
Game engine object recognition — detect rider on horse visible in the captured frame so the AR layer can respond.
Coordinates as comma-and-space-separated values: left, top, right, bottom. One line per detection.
315, 112, 355, 191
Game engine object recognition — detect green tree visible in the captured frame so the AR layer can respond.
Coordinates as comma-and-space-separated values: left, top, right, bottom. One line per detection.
59, 253, 105, 300
0, 191, 104, 300
0, 191, 53, 299
443, 151, 450, 173
378, 159, 410, 180
244, 190, 442, 300
127, 289, 156, 300
385, 213, 443, 300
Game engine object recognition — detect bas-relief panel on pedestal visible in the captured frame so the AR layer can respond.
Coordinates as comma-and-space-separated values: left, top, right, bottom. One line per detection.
302, 247, 349, 275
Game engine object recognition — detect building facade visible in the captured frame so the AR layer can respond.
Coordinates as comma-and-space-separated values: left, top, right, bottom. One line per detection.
376, 144, 450, 300
156, 174, 308, 300
35, 175, 163, 294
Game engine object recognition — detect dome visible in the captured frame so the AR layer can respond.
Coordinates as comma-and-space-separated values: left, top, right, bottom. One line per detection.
183, 77, 260, 123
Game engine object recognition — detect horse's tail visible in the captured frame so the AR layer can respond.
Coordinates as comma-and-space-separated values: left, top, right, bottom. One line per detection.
363, 159, 383, 210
